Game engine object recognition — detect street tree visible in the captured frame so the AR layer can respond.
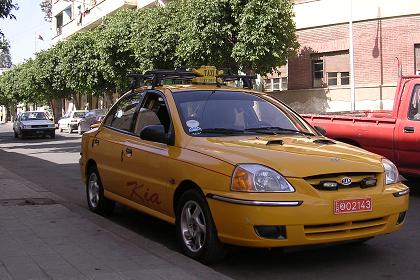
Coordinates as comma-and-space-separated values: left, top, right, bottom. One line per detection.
131, 4, 180, 72
0, 39, 12, 68
34, 45, 72, 120
40, 0, 52, 22
95, 9, 139, 92
175, 0, 298, 74
57, 31, 110, 109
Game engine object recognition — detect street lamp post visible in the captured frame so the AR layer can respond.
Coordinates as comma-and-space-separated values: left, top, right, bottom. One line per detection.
349, 0, 356, 111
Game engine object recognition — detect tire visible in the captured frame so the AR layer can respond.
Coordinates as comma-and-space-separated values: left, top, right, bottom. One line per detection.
50, 132, 55, 139
86, 166, 115, 215
67, 125, 72, 134
78, 124, 82, 135
20, 130, 26, 139
13, 130, 18, 138
176, 189, 226, 264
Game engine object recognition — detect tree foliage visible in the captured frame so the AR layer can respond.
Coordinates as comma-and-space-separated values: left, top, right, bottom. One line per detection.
0, 0, 298, 110
0, 39, 12, 68
40, 0, 52, 22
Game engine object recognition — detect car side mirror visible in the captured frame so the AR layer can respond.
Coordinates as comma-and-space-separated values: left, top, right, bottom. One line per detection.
140, 125, 169, 144
314, 125, 327, 136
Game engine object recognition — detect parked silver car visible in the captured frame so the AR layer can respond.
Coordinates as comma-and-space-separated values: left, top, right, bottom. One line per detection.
77, 109, 107, 134
58, 110, 88, 133
13, 111, 55, 139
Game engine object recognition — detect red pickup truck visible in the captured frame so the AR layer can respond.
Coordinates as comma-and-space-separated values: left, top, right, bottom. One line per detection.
302, 75, 420, 178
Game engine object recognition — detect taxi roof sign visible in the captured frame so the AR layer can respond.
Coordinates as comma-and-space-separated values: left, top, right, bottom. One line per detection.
192, 66, 224, 85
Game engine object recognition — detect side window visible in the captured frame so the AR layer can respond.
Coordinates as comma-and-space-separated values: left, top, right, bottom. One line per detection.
409, 85, 420, 121
105, 93, 141, 132
133, 92, 171, 136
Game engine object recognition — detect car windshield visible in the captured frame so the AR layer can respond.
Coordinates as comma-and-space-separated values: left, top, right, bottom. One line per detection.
173, 90, 318, 136
73, 112, 86, 118
20, 112, 48, 121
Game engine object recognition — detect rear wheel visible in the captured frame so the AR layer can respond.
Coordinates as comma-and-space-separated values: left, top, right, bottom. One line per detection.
176, 189, 226, 264
86, 166, 115, 215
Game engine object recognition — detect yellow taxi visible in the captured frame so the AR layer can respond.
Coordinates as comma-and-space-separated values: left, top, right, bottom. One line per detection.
79, 66, 409, 263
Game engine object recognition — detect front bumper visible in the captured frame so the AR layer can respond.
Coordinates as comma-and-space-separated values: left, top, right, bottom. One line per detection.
22, 128, 55, 136
207, 182, 409, 248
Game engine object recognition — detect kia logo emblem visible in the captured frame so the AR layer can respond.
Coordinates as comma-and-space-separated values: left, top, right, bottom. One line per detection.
341, 177, 352, 185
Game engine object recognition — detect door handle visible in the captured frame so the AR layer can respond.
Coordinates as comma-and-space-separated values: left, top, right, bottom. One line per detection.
125, 148, 133, 158
92, 138, 100, 147
403, 127, 415, 133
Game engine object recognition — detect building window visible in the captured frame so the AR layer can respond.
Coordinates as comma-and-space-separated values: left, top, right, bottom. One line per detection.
263, 77, 288, 92
56, 12, 63, 35
264, 79, 272, 91
415, 45, 420, 75
312, 51, 350, 88
313, 59, 324, 87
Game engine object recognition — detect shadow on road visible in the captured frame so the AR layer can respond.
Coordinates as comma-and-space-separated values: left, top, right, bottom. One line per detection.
0, 132, 419, 279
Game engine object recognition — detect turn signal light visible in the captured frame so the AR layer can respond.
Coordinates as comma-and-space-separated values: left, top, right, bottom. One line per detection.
231, 166, 254, 192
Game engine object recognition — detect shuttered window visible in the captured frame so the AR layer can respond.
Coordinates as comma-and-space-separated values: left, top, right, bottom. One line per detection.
312, 51, 350, 88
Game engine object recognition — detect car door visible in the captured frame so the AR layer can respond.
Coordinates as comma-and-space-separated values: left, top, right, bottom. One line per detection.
396, 83, 420, 175
119, 91, 174, 214
90, 93, 143, 197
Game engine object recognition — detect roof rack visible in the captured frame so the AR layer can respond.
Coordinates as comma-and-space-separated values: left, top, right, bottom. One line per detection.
129, 67, 257, 90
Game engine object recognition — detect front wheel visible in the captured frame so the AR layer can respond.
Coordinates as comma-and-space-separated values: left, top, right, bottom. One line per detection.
176, 189, 226, 264
86, 166, 115, 215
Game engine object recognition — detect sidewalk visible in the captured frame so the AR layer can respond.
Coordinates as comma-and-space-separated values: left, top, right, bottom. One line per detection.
0, 166, 231, 280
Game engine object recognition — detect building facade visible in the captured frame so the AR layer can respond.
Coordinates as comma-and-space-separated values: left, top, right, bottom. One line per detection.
52, 0, 165, 45
273, 0, 420, 113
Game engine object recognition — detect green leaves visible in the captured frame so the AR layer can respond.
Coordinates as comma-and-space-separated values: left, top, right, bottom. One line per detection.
0, 0, 298, 106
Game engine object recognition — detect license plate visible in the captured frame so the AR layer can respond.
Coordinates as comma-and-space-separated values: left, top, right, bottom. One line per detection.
334, 198, 372, 214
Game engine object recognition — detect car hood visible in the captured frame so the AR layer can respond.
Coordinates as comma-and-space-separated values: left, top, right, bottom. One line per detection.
21, 120, 54, 126
186, 135, 384, 178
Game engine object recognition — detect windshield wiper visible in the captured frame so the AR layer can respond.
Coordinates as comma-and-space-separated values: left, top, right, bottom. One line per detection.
198, 128, 245, 135
245, 127, 316, 136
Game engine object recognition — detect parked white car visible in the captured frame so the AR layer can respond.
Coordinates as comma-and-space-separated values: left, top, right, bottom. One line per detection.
58, 110, 88, 133
13, 111, 55, 139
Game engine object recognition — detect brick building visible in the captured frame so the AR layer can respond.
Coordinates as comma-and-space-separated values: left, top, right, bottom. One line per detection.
274, 0, 420, 113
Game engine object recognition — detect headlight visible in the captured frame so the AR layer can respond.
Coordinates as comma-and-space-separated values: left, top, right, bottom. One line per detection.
231, 164, 295, 193
382, 158, 400, 185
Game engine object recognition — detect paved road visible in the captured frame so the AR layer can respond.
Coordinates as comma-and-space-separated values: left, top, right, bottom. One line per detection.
1, 123, 419, 279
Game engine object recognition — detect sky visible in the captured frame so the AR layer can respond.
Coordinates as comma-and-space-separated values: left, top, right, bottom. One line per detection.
1, 0, 52, 65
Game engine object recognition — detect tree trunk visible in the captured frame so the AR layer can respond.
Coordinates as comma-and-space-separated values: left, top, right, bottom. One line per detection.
72, 93, 79, 110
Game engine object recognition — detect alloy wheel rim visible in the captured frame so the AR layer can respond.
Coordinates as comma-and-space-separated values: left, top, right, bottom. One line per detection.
180, 201, 206, 253
88, 173, 100, 208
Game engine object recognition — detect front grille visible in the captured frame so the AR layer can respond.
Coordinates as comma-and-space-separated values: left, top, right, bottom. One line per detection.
304, 172, 379, 190
31, 125, 48, 128
304, 216, 388, 240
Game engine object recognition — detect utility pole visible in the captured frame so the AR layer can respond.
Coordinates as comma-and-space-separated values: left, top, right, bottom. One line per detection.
349, 0, 356, 111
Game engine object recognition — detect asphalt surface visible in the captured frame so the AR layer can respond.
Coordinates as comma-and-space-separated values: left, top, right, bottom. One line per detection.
0, 123, 419, 280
